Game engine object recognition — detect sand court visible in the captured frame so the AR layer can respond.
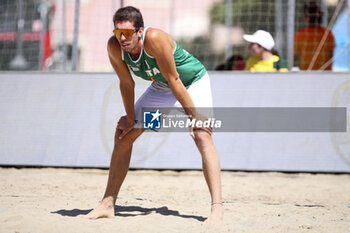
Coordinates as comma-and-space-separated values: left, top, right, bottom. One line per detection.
1, 167, 349, 232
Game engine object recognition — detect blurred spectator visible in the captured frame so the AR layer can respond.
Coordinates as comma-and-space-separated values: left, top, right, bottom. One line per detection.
215, 54, 245, 71
294, 1, 335, 70
243, 30, 282, 72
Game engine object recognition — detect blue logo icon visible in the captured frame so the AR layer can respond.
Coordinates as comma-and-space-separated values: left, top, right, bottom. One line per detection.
143, 110, 162, 129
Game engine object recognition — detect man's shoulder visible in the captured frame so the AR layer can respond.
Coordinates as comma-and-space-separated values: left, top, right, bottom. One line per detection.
144, 27, 169, 42
107, 36, 122, 60
144, 27, 174, 57
107, 35, 119, 46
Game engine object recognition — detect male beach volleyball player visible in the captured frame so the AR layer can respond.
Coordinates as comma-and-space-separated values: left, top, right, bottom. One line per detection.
85, 6, 223, 225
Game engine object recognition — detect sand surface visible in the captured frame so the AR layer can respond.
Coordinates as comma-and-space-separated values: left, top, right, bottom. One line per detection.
1, 167, 350, 233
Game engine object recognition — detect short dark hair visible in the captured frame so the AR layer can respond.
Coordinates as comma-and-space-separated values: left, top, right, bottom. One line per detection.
304, 1, 323, 27
113, 6, 144, 29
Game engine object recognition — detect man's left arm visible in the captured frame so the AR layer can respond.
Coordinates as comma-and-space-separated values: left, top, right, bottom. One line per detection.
144, 29, 197, 119
144, 29, 212, 136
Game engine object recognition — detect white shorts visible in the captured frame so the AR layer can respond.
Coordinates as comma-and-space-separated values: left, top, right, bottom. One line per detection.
134, 72, 213, 128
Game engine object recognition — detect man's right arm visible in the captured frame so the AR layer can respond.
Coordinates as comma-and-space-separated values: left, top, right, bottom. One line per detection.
107, 36, 135, 133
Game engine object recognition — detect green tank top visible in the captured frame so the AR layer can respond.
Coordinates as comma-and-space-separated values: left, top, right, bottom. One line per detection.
122, 27, 206, 87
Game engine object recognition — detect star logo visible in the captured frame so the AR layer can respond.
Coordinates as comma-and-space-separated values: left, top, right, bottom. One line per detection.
150, 110, 161, 122
143, 109, 162, 129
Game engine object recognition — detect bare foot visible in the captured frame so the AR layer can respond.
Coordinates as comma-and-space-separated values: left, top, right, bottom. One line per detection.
204, 203, 224, 226
84, 197, 115, 219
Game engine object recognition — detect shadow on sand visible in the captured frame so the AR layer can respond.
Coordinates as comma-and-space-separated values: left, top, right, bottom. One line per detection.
51, 205, 206, 222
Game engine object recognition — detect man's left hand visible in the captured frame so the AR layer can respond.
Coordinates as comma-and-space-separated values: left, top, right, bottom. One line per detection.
117, 115, 134, 139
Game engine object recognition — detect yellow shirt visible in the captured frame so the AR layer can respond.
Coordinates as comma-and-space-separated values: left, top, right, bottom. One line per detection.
245, 55, 280, 72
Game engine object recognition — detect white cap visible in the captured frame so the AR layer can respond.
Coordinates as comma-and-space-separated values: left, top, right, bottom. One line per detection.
243, 30, 275, 51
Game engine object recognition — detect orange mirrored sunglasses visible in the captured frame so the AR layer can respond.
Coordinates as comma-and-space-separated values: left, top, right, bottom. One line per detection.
113, 28, 139, 39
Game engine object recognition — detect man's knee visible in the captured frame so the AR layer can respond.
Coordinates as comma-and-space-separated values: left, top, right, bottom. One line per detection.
192, 129, 212, 145
114, 129, 140, 145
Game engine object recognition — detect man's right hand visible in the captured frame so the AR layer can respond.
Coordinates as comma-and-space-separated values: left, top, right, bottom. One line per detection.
117, 115, 134, 140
